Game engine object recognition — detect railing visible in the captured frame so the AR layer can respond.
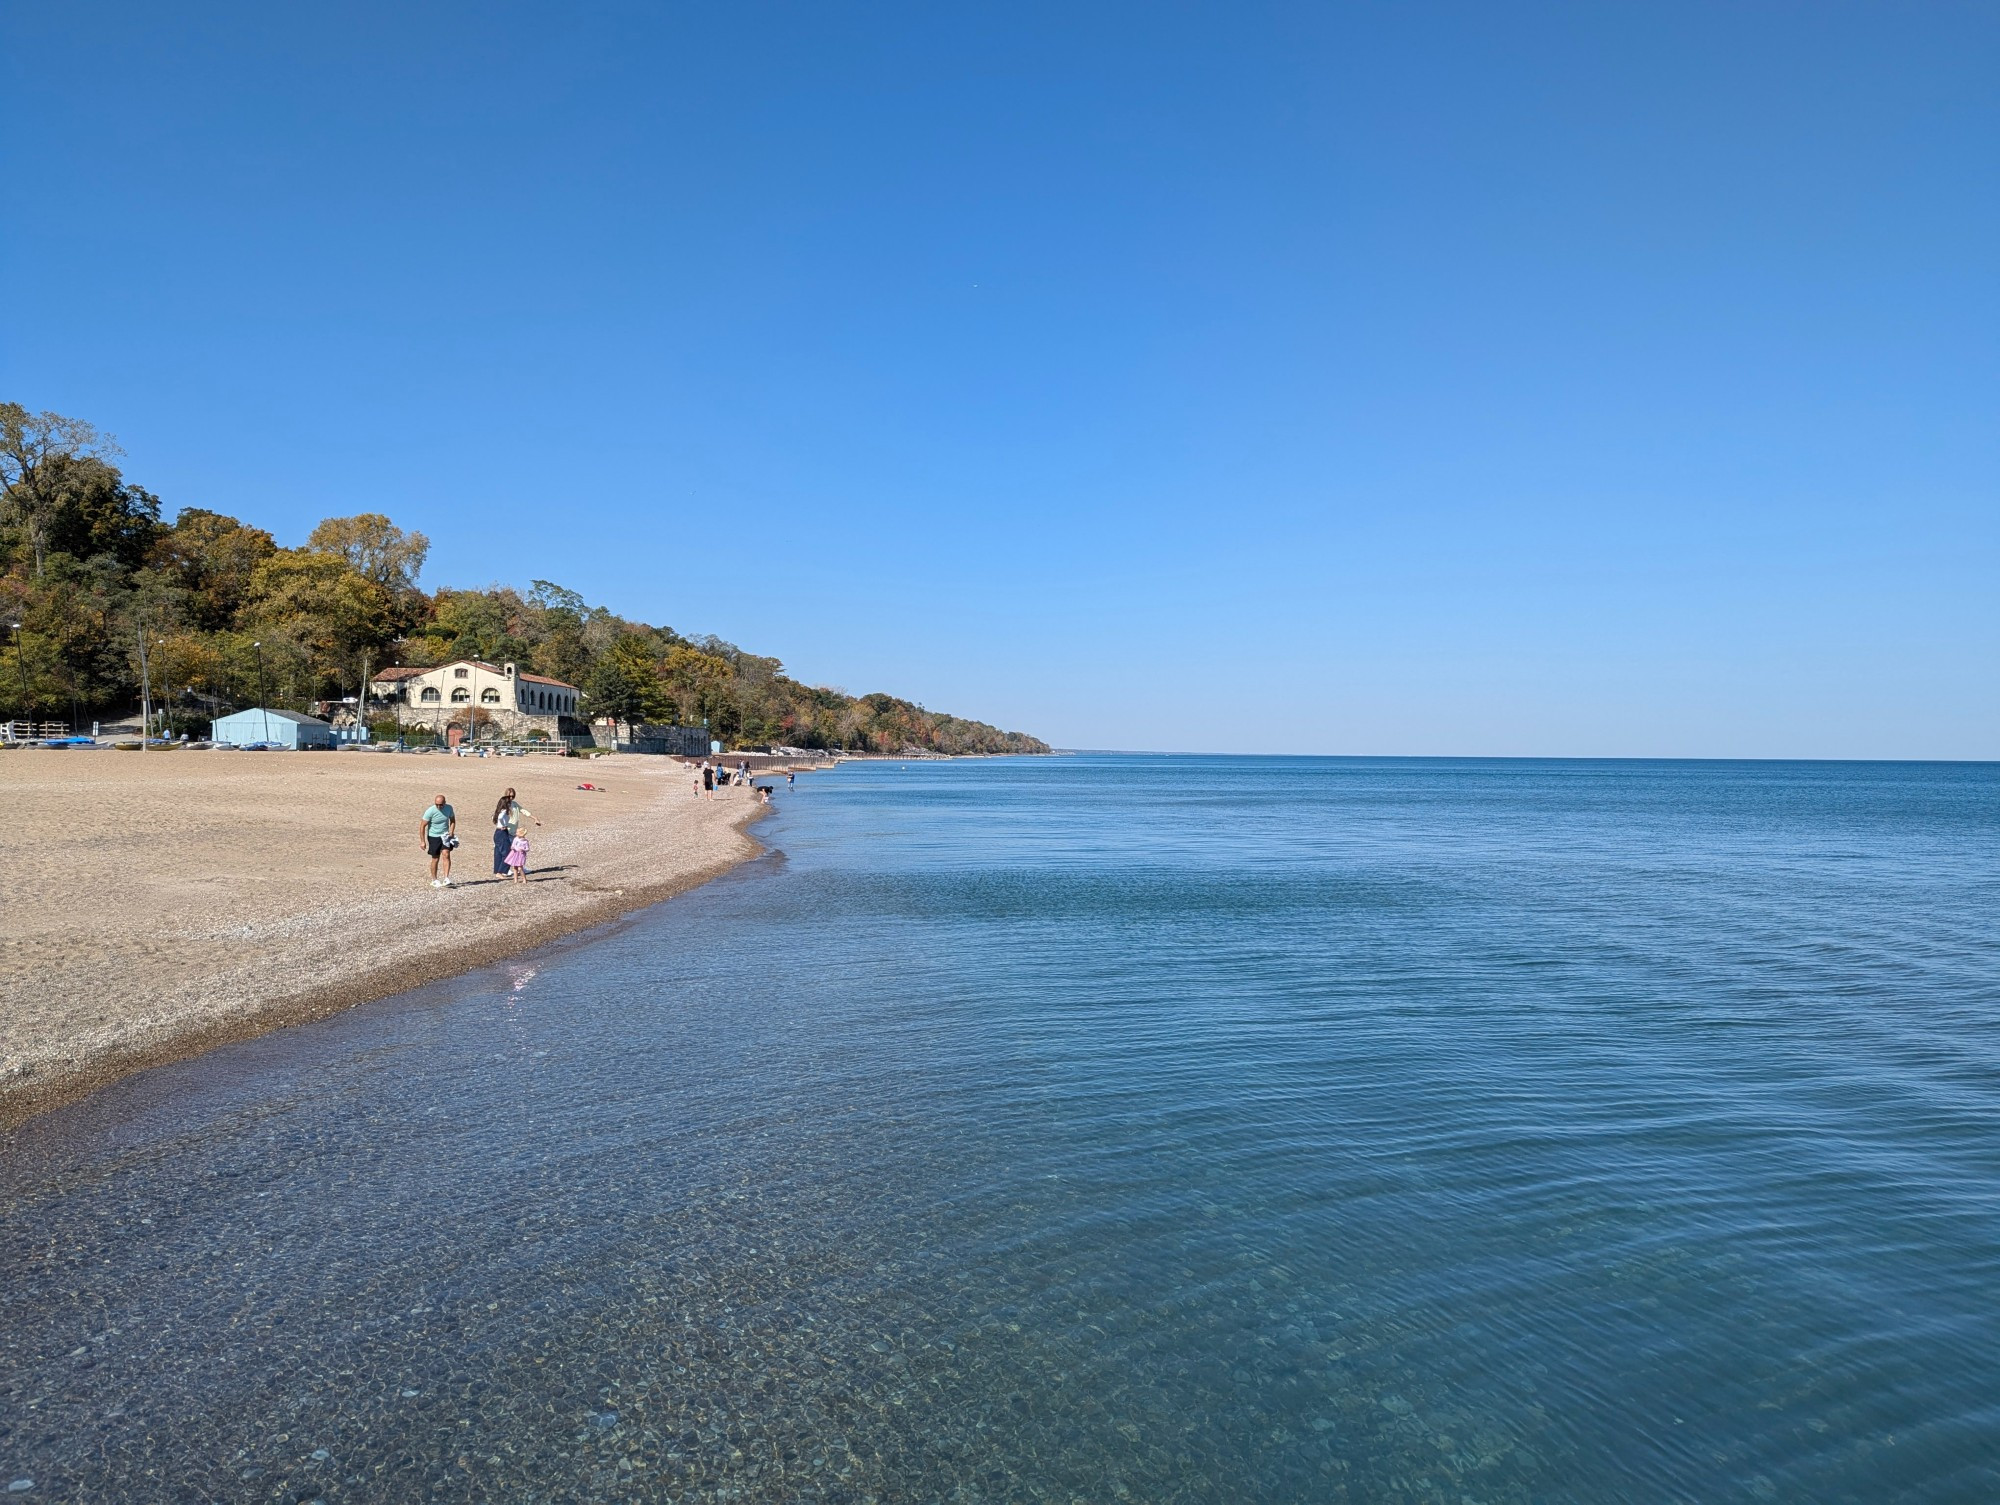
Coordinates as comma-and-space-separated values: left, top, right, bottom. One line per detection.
2, 721, 71, 741
374, 739, 581, 755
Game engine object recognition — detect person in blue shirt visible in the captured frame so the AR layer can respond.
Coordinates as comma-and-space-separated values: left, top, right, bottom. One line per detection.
420, 793, 457, 888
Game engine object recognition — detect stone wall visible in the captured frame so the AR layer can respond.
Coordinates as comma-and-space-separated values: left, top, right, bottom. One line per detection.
385, 704, 567, 742
588, 722, 710, 755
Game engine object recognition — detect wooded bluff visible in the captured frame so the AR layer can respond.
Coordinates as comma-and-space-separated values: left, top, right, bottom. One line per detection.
0, 403, 1050, 755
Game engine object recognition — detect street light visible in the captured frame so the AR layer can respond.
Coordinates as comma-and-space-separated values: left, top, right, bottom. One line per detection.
157, 637, 172, 740
7, 621, 27, 737
252, 641, 272, 744
134, 622, 151, 754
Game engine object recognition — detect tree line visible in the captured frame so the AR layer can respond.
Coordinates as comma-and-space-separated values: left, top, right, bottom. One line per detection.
0, 402, 1050, 755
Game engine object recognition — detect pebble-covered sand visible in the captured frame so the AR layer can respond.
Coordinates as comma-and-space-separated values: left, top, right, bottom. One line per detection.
0, 746, 784, 1123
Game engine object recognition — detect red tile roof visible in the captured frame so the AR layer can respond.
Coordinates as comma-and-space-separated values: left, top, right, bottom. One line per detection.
369, 660, 578, 691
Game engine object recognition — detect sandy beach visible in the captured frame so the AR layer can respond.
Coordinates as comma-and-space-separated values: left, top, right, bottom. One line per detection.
0, 747, 805, 1125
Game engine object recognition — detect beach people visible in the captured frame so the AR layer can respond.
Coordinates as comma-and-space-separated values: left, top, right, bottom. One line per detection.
421, 793, 457, 888
505, 832, 531, 883
492, 787, 539, 874
786, 771, 795, 787
702, 762, 715, 799
491, 792, 513, 874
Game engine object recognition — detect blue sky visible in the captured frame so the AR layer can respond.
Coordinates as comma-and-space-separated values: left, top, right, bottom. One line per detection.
5, 2, 1994, 755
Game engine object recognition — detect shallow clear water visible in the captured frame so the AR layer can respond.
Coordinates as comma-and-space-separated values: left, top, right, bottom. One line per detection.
4, 755, 1999, 1502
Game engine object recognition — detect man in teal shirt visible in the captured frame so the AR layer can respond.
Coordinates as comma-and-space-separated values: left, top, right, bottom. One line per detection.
420, 793, 457, 888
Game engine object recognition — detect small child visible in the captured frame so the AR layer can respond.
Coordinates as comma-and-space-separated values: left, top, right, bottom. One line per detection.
505, 833, 530, 883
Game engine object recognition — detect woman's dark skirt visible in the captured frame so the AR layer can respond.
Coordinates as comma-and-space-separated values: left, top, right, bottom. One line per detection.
493, 826, 513, 875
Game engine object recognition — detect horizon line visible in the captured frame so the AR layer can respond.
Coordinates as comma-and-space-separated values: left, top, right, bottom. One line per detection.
1045, 750, 2000, 765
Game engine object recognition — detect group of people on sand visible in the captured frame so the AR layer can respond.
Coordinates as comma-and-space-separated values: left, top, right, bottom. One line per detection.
418, 786, 540, 889
692, 758, 794, 805
693, 758, 750, 798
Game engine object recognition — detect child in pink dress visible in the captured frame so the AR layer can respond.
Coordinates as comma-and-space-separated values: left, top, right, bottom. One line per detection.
505, 834, 530, 883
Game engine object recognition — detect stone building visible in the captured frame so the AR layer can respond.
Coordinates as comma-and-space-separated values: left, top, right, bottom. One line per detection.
368, 660, 584, 742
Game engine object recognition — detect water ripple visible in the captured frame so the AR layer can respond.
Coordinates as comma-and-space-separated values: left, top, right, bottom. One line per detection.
3, 756, 1998, 1502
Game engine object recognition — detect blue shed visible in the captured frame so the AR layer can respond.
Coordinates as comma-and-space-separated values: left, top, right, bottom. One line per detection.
210, 708, 335, 748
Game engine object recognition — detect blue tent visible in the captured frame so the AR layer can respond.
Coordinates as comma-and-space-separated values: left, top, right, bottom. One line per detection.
210, 708, 335, 748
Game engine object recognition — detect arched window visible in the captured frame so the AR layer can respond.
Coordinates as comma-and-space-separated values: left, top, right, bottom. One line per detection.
481, 688, 501, 704
451, 688, 470, 703
420, 687, 440, 703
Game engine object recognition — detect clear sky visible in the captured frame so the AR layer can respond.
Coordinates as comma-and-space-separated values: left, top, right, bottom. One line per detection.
4, 2, 1994, 756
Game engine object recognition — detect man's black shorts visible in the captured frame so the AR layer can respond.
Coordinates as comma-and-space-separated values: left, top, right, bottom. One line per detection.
427, 835, 446, 858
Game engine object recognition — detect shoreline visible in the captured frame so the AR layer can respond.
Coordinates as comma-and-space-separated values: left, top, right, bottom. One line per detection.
0, 752, 825, 1129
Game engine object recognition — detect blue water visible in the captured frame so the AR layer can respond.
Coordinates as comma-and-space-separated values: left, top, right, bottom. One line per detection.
4, 755, 1998, 1502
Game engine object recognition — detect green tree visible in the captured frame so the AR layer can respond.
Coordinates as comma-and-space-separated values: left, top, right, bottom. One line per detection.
245, 549, 394, 693
0, 404, 125, 577
527, 580, 586, 614
518, 581, 596, 688
660, 644, 733, 725
585, 633, 669, 738
412, 588, 530, 667
40, 456, 161, 573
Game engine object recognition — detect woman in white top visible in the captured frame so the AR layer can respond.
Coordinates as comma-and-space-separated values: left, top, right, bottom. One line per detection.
492, 787, 540, 874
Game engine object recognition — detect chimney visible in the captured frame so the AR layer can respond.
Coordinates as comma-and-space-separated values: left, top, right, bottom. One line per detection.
504, 662, 517, 678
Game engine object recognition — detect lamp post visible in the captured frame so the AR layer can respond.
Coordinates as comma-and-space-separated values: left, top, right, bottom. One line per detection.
356, 649, 370, 746
157, 637, 173, 740
253, 640, 272, 744
7, 621, 27, 736
135, 622, 152, 754
6, 621, 31, 740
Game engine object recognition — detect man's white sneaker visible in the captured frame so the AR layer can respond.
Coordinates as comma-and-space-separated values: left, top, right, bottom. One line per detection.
431, 878, 444, 887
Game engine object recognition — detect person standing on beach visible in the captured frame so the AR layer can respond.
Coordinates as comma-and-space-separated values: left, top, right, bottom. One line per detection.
491, 790, 514, 875
702, 762, 715, 799
493, 787, 538, 875
421, 793, 457, 888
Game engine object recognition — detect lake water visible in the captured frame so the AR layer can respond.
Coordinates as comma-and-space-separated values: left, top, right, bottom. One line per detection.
4, 755, 1998, 1502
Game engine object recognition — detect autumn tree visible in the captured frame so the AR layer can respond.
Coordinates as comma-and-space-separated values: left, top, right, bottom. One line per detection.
306, 513, 430, 593
149, 510, 279, 631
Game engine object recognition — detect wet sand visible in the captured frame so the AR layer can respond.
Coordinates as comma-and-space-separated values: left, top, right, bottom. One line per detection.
0, 747, 810, 1125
